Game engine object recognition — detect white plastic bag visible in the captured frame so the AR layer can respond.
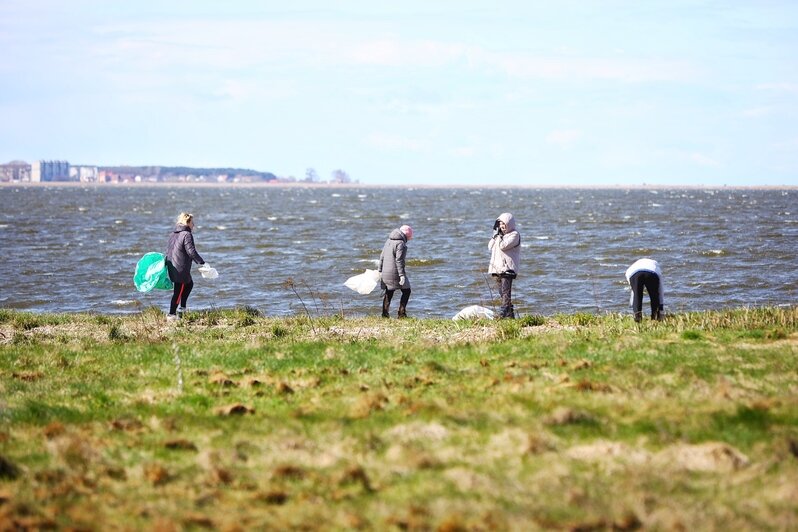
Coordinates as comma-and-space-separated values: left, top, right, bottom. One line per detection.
198, 264, 219, 279
452, 305, 496, 321
344, 269, 381, 295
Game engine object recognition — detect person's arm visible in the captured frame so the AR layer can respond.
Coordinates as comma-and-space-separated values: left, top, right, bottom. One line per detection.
395, 242, 407, 278
378, 249, 384, 273
499, 231, 520, 251
659, 277, 665, 310
183, 232, 205, 265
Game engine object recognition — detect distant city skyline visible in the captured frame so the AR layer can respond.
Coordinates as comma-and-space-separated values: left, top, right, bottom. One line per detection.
1, 1, 797, 186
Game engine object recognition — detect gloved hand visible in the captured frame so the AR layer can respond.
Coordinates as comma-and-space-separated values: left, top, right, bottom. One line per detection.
399, 276, 406, 286
493, 228, 502, 238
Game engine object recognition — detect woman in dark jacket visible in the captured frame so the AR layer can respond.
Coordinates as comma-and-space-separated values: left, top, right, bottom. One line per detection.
379, 224, 413, 318
165, 212, 206, 320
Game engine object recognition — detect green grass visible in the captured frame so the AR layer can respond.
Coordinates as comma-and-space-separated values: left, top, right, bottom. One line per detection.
0, 307, 796, 529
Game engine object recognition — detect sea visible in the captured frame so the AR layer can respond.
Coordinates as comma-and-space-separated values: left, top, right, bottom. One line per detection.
0, 185, 795, 318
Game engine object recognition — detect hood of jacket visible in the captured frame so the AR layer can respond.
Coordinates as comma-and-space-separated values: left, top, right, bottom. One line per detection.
173, 224, 192, 234
496, 213, 516, 233
388, 228, 407, 242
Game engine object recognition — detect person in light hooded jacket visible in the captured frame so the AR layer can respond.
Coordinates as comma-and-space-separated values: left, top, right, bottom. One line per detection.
165, 212, 207, 320
488, 212, 520, 319
625, 258, 664, 322
379, 224, 413, 318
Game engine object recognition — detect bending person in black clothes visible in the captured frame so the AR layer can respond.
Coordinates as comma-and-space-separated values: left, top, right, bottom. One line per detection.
625, 258, 664, 322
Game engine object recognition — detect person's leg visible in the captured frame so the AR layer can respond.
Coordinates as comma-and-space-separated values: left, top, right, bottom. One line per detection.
493, 275, 504, 318
630, 272, 644, 322
642, 273, 661, 320
178, 281, 194, 317
382, 289, 394, 318
397, 288, 411, 318
500, 277, 514, 318
170, 283, 185, 316
496, 277, 515, 318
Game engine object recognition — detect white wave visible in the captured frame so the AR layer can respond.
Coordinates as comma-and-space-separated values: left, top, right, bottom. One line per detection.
112, 300, 136, 306
358, 194, 368, 198
0, 224, 8, 229
216, 225, 227, 230
267, 216, 277, 221
568, 219, 577, 223
651, 203, 663, 207
534, 236, 549, 240
331, 193, 341, 198
115, 220, 123, 224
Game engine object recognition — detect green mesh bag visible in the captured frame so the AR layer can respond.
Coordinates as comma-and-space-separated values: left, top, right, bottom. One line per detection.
134, 252, 174, 292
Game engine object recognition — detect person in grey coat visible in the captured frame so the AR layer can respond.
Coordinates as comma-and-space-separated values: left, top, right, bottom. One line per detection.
488, 212, 520, 318
379, 225, 413, 318
165, 212, 206, 320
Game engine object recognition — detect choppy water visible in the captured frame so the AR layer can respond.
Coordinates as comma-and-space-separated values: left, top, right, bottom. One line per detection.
0, 185, 795, 318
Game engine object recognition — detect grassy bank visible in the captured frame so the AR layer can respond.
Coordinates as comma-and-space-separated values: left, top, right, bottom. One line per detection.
1, 307, 797, 530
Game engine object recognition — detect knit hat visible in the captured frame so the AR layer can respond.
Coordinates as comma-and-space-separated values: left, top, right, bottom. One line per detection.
399, 225, 414, 240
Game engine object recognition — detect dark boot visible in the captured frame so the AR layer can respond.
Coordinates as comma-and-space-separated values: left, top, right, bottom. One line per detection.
382, 290, 393, 318
397, 288, 411, 318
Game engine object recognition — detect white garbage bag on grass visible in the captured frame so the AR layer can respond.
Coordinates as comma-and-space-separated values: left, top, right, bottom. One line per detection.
344, 269, 381, 295
452, 305, 496, 321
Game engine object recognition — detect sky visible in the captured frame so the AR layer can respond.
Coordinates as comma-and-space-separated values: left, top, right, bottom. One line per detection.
1, 1, 797, 186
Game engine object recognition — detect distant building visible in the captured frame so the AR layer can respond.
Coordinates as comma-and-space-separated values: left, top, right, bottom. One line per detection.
0, 160, 31, 181
31, 160, 70, 182
69, 165, 99, 182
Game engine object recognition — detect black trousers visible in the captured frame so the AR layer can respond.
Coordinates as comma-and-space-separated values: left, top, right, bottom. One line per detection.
170, 281, 193, 315
629, 271, 661, 321
493, 275, 515, 318
382, 288, 411, 317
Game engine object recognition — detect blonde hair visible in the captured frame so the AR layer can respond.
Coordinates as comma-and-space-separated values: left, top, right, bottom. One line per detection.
176, 212, 194, 226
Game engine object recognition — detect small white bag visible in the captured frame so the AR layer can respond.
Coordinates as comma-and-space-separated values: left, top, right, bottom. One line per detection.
344, 269, 381, 295
452, 305, 496, 321
198, 264, 219, 279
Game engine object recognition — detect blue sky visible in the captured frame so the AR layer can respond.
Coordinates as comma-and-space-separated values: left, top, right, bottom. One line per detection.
1, 1, 797, 186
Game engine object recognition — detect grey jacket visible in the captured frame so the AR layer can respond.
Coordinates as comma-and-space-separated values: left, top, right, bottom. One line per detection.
165, 224, 205, 284
379, 228, 410, 290
488, 212, 521, 276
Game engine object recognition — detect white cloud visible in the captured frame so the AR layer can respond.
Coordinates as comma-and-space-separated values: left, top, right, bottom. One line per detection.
773, 138, 798, 150
690, 153, 720, 167
347, 39, 468, 68
546, 129, 583, 148
365, 132, 426, 152
742, 107, 774, 118
755, 83, 798, 93
90, 20, 696, 85
450, 146, 475, 158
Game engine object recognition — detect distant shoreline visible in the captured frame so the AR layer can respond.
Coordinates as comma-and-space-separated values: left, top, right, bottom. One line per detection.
1, 181, 796, 190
